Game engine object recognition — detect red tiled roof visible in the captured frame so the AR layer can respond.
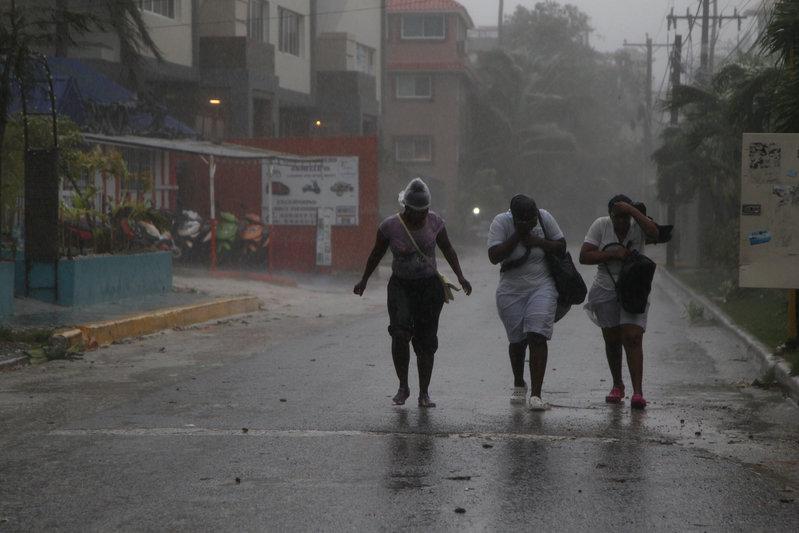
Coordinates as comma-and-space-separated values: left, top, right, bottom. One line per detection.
387, 0, 474, 28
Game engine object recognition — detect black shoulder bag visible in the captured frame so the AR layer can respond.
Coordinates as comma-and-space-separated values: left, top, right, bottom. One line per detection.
602, 242, 657, 314
539, 211, 587, 307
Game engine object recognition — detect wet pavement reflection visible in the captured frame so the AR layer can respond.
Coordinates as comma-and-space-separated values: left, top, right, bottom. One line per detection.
1, 257, 798, 529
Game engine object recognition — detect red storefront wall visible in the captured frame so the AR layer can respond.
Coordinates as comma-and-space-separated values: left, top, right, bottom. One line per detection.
171, 137, 378, 273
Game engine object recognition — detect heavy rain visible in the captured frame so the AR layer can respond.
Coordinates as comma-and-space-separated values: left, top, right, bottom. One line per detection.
1, 0, 799, 530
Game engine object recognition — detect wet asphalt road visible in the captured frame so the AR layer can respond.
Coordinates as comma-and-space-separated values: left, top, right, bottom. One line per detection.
2, 256, 799, 531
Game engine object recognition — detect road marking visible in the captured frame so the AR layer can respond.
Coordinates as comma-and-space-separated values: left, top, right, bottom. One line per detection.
51, 427, 618, 443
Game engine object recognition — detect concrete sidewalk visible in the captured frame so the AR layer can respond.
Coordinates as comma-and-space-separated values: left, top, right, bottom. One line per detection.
1, 286, 261, 367
1, 263, 383, 368
656, 267, 799, 401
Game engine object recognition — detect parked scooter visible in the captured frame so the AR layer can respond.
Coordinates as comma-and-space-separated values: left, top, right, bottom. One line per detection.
215, 211, 239, 265
63, 215, 95, 256
111, 206, 148, 250
138, 219, 180, 257
238, 213, 269, 268
174, 210, 210, 263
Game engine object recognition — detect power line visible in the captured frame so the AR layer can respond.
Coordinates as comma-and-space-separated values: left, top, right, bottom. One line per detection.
719, 3, 762, 64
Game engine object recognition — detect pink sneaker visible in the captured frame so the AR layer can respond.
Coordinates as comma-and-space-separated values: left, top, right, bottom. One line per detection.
630, 393, 647, 410
605, 386, 625, 404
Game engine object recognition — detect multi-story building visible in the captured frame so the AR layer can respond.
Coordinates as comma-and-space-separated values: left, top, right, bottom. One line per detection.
33, 0, 388, 139
382, 0, 475, 221
314, 0, 383, 136
467, 25, 499, 61
41, 0, 198, 127
198, 0, 314, 138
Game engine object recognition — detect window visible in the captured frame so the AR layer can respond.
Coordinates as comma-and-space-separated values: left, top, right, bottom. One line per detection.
401, 14, 445, 39
396, 74, 432, 99
355, 44, 375, 75
248, 0, 269, 44
121, 148, 154, 196
279, 7, 303, 56
138, 0, 176, 19
395, 137, 432, 162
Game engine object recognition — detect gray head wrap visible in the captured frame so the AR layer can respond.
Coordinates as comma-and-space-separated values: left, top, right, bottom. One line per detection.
398, 178, 431, 211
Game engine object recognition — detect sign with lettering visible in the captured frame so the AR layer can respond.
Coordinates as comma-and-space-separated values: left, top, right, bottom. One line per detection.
316, 208, 334, 266
739, 133, 799, 288
262, 157, 359, 226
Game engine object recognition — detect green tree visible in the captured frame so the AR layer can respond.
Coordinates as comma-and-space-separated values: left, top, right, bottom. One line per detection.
0, 0, 161, 233
653, 0, 799, 273
468, 3, 649, 235
654, 58, 780, 272
757, 0, 799, 131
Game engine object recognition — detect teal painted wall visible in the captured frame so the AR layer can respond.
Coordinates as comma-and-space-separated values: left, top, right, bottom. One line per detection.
57, 252, 172, 306
29, 262, 58, 303
0, 261, 14, 317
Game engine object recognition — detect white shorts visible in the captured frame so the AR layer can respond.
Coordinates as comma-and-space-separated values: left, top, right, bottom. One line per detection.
584, 284, 648, 331
496, 284, 558, 343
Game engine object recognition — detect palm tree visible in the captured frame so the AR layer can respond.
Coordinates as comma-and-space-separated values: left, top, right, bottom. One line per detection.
655, 60, 778, 270
757, 0, 799, 131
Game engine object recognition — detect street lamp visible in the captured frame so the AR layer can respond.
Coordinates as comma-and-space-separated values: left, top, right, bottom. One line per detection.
207, 97, 222, 271
208, 98, 222, 144
472, 206, 481, 216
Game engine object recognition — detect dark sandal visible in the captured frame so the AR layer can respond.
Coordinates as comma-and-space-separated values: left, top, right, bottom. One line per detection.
418, 394, 436, 408
392, 387, 410, 405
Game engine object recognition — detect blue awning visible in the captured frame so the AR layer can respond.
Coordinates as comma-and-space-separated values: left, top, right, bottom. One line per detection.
6, 57, 196, 138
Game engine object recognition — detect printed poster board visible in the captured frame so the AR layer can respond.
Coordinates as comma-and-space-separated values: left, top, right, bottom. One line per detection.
262, 156, 359, 226
739, 133, 799, 288
316, 208, 334, 267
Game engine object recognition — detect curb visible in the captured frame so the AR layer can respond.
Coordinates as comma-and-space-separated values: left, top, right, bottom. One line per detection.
210, 270, 297, 287
50, 296, 262, 350
657, 267, 799, 400
0, 355, 29, 370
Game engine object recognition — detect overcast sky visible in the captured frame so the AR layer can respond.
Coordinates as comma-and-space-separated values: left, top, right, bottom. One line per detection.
459, 0, 764, 101
460, 0, 761, 51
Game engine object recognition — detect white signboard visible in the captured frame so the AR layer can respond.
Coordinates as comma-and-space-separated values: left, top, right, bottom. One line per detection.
316, 207, 334, 267
739, 133, 799, 288
262, 156, 359, 226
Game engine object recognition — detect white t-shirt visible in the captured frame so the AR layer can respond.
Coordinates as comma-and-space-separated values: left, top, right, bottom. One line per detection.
487, 209, 564, 294
583, 216, 646, 291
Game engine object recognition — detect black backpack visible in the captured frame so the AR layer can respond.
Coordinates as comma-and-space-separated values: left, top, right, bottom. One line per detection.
602, 243, 656, 314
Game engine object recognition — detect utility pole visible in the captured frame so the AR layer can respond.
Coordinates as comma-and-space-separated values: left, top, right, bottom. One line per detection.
666, 34, 682, 268
700, 0, 710, 80
623, 35, 670, 202
710, 0, 718, 73
497, 0, 504, 45
667, 4, 747, 80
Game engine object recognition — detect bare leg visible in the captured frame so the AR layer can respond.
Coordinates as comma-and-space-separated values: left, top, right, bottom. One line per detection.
417, 352, 434, 396
509, 342, 526, 388
602, 326, 624, 389
621, 324, 645, 395
527, 333, 548, 398
391, 332, 411, 403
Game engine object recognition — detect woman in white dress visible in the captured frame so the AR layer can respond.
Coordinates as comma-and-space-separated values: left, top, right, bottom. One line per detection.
487, 195, 567, 411
579, 194, 658, 409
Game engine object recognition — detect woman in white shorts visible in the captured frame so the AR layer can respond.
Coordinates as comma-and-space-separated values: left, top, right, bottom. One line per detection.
579, 194, 658, 409
488, 195, 567, 411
